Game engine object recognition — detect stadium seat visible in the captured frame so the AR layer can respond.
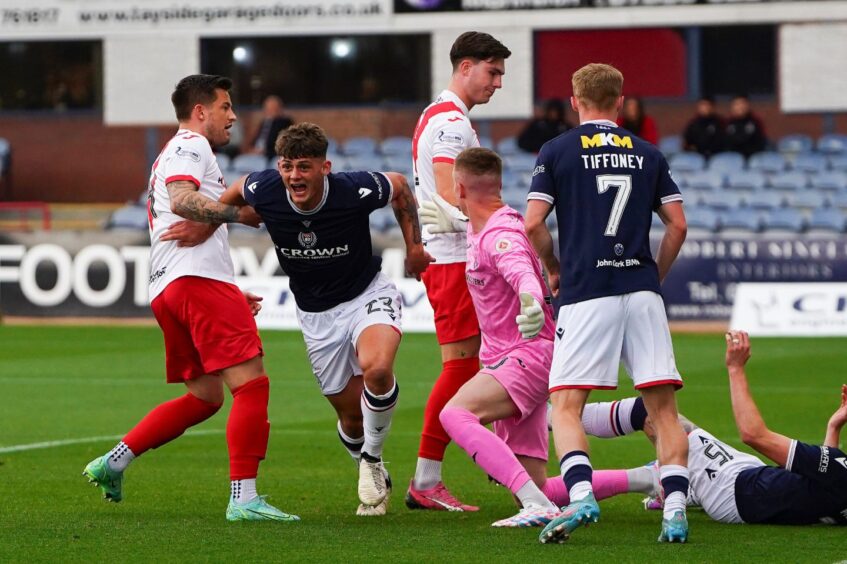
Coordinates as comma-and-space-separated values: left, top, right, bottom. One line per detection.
748, 151, 787, 174
382, 154, 412, 175
807, 208, 847, 234
817, 133, 847, 155
707, 152, 745, 174
720, 208, 762, 233
342, 137, 378, 156
669, 152, 706, 174
232, 153, 270, 174
810, 171, 847, 193
503, 192, 526, 213
684, 170, 724, 191
700, 190, 745, 210
831, 192, 847, 210
347, 154, 386, 172
786, 190, 829, 211
725, 170, 766, 192
745, 190, 785, 211
768, 171, 808, 192
790, 153, 828, 174
658, 135, 683, 158
762, 208, 805, 233
829, 154, 847, 173
478, 135, 494, 149
326, 137, 340, 155
214, 152, 231, 171
326, 151, 350, 170
777, 134, 813, 155
503, 153, 537, 173
685, 207, 720, 233
680, 187, 705, 206
105, 205, 148, 230
380, 136, 412, 156
497, 136, 522, 155
368, 207, 395, 233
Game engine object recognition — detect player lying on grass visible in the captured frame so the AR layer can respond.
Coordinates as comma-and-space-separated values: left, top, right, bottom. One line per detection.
162, 123, 432, 517
419, 148, 660, 527
583, 330, 847, 526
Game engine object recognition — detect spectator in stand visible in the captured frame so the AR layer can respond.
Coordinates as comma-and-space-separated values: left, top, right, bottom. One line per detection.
616, 97, 659, 145
725, 94, 767, 158
249, 95, 294, 160
517, 98, 573, 153
683, 96, 726, 157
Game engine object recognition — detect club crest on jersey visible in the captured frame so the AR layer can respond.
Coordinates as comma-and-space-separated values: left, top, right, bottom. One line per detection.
580, 133, 633, 149
175, 146, 201, 162
614, 243, 624, 256
495, 238, 512, 253
298, 231, 317, 249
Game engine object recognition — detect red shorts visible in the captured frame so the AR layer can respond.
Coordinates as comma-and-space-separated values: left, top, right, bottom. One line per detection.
421, 262, 479, 345
151, 276, 263, 383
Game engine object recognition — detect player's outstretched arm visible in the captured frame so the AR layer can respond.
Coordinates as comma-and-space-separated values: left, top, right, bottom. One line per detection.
167, 178, 259, 226
725, 330, 793, 466
524, 199, 559, 297
824, 384, 847, 448
655, 201, 687, 283
386, 172, 435, 280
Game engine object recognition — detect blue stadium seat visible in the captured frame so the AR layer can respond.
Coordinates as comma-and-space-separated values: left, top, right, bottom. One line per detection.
707, 152, 745, 174
786, 190, 829, 210
830, 191, 847, 210
700, 190, 745, 210
503, 153, 537, 173
680, 188, 705, 206
380, 136, 412, 156
777, 134, 813, 155
326, 151, 350, 170
326, 137, 340, 155
382, 154, 412, 175
829, 154, 847, 173
503, 192, 526, 213
810, 171, 847, 192
232, 153, 270, 174
478, 135, 494, 149
720, 208, 762, 233
725, 170, 766, 192
106, 205, 148, 230
669, 152, 706, 174
817, 133, 847, 155
684, 170, 724, 191
808, 208, 847, 233
214, 153, 231, 171
685, 207, 720, 233
748, 151, 787, 174
342, 137, 378, 156
369, 207, 395, 233
497, 136, 521, 155
768, 171, 808, 192
791, 153, 828, 175
746, 190, 785, 211
658, 135, 683, 158
763, 208, 805, 233
223, 168, 244, 187
346, 154, 386, 172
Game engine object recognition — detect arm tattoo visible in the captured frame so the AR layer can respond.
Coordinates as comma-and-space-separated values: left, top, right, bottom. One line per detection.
168, 181, 239, 223
392, 182, 423, 245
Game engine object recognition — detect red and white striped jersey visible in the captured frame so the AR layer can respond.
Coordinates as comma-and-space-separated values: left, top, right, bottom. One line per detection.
412, 89, 479, 264
146, 129, 235, 301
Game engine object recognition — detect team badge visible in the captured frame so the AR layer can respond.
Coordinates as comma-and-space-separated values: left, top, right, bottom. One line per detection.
614, 243, 624, 256
298, 231, 317, 249
495, 238, 512, 253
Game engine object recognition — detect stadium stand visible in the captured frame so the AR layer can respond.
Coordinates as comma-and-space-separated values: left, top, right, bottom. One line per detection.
790, 152, 828, 174
658, 135, 683, 158
748, 151, 788, 174
777, 133, 814, 155
807, 208, 847, 234
707, 152, 745, 174
232, 153, 269, 174
725, 170, 767, 192
669, 152, 706, 173
768, 171, 808, 192
816, 133, 847, 155
762, 208, 806, 234
341, 136, 378, 156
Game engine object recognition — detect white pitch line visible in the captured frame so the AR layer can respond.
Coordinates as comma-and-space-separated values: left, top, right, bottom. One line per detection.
0, 429, 224, 454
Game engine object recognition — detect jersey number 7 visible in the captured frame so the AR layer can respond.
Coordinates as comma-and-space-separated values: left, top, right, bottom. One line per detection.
596, 174, 632, 237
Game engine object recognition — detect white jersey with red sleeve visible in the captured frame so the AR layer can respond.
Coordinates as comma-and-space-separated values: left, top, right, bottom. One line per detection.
413, 89, 480, 264
146, 128, 235, 301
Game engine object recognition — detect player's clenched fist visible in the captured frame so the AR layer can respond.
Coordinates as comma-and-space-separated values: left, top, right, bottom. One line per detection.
419, 194, 468, 234
516, 292, 544, 339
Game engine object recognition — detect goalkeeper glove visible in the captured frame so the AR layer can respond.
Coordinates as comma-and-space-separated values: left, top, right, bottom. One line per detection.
516, 292, 544, 339
419, 193, 468, 234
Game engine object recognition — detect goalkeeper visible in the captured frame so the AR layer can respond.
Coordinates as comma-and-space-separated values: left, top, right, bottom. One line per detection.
419, 147, 563, 528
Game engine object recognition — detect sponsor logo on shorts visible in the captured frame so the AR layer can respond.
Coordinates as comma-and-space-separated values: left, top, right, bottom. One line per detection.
555, 327, 564, 340
175, 146, 201, 162
149, 266, 167, 284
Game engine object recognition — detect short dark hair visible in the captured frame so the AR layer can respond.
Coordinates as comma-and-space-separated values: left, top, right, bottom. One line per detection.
450, 32, 511, 70
454, 147, 502, 178
275, 122, 328, 159
171, 74, 232, 121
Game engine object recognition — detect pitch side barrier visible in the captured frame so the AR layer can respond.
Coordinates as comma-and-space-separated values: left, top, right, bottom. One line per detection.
1, 237, 846, 328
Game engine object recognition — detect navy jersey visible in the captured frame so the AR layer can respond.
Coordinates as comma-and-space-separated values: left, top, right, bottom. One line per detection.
528, 120, 682, 305
243, 169, 393, 312
734, 441, 847, 525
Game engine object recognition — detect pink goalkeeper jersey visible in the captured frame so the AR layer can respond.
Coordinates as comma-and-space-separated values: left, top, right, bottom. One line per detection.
465, 206, 555, 365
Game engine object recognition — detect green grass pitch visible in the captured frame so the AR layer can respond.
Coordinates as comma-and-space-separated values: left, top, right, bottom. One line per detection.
1, 325, 846, 562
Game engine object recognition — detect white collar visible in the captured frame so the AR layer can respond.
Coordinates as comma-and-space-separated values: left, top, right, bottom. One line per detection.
437, 89, 470, 115
581, 119, 618, 127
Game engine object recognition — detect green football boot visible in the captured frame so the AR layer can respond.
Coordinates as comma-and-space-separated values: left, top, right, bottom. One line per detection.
226, 495, 300, 522
82, 455, 123, 503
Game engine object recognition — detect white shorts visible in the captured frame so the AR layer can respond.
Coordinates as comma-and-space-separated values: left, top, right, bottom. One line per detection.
549, 291, 682, 391
297, 272, 402, 396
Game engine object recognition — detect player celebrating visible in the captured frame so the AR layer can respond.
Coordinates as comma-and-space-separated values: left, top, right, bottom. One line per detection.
584, 331, 847, 527
525, 63, 690, 544
408, 30, 512, 512
165, 122, 432, 516
83, 74, 297, 522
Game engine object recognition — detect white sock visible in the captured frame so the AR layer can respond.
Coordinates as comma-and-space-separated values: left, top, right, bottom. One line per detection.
581, 398, 643, 438
516, 479, 557, 511
361, 381, 399, 459
663, 491, 687, 518
230, 479, 258, 504
413, 458, 442, 490
337, 420, 364, 464
625, 465, 658, 494
106, 441, 135, 472
569, 481, 593, 502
